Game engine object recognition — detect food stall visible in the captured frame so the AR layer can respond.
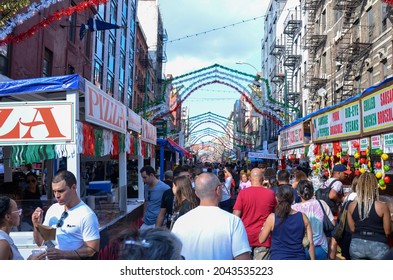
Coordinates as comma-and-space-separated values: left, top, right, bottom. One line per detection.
307, 77, 393, 198
278, 118, 312, 170
0, 74, 154, 258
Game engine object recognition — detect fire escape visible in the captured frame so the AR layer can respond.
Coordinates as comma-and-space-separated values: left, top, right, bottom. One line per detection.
333, 0, 372, 102
270, 37, 285, 100
283, 10, 302, 110
303, 0, 327, 108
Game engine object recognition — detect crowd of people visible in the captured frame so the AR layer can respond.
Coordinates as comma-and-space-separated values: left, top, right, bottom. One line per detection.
137, 161, 392, 260
1, 160, 392, 260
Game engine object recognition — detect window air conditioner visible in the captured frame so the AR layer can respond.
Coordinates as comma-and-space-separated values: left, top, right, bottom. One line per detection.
378, 49, 387, 61
365, 58, 372, 69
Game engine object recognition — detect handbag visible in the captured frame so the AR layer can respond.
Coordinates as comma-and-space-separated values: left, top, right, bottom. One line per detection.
317, 199, 335, 234
333, 202, 348, 242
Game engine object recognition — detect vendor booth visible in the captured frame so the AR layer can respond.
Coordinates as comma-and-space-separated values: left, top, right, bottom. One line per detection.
278, 118, 312, 170
0, 74, 156, 259
279, 76, 393, 198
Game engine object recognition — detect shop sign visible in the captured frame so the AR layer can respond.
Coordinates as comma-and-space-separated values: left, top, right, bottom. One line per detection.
85, 80, 127, 134
127, 108, 142, 133
347, 139, 359, 156
371, 135, 382, 149
362, 83, 393, 133
383, 133, 393, 153
360, 137, 369, 151
0, 102, 74, 145
279, 122, 304, 150
340, 141, 349, 152
141, 119, 157, 145
248, 151, 278, 160
311, 101, 360, 142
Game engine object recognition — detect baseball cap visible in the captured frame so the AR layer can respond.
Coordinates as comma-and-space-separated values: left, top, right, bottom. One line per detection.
333, 164, 351, 174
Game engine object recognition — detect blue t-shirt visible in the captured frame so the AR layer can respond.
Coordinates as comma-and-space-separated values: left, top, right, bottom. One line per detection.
143, 180, 170, 225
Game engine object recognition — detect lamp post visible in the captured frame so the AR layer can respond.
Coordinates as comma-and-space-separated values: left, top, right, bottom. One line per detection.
236, 61, 263, 151
236, 61, 259, 73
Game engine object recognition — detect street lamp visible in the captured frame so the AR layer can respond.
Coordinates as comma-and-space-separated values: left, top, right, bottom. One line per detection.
236, 61, 259, 73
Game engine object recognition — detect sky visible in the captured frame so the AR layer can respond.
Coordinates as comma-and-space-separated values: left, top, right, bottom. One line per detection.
158, 0, 269, 121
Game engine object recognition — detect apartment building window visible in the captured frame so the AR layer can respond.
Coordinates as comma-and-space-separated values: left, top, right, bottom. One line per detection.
382, 3, 388, 33
382, 62, 388, 80
368, 7, 374, 42
94, 61, 103, 88
368, 70, 373, 87
108, 36, 115, 73
67, 64, 75, 74
118, 83, 124, 103
322, 53, 327, 74
95, 30, 104, 61
121, 21, 127, 50
107, 74, 114, 96
0, 46, 8, 75
43, 48, 53, 77
98, 3, 105, 18
122, 0, 128, 20
110, 0, 118, 24
68, 2, 76, 43
128, 91, 132, 108
120, 51, 126, 85
321, 10, 326, 33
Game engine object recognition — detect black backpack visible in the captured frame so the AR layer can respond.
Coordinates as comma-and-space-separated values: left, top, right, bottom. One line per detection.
315, 179, 340, 215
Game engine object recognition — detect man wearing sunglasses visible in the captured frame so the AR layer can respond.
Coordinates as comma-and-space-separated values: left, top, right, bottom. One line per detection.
32, 170, 100, 260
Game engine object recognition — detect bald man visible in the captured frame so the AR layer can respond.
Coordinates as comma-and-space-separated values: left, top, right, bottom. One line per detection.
233, 168, 277, 260
171, 172, 251, 260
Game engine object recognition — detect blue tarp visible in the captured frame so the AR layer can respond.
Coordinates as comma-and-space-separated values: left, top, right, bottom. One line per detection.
0, 74, 82, 96
278, 75, 393, 132
156, 138, 189, 158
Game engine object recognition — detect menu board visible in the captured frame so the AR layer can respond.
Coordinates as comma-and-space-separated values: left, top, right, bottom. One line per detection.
279, 122, 305, 150
362, 83, 393, 133
311, 101, 360, 142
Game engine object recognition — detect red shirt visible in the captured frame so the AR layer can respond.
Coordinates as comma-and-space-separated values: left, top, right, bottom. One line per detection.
233, 186, 277, 247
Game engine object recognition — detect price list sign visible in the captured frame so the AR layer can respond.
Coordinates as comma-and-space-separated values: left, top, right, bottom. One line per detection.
362, 83, 393, 133
311, 101, 360, 142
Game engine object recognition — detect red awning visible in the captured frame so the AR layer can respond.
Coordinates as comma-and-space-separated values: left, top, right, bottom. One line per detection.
167, 138, 192, 158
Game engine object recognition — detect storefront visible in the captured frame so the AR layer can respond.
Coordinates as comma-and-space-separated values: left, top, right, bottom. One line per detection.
278, 76, 393, 199
0, 74, 155, 257
309, 77, 393, 196
278, 118, 312, 170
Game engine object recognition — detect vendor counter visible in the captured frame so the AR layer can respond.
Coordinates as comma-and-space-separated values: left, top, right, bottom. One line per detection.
10, 198, 144, 260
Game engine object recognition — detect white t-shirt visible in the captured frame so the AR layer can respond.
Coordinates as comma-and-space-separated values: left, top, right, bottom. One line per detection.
43, 201, 100, 251
171, 206, 251, 260
220, 177, 232, 202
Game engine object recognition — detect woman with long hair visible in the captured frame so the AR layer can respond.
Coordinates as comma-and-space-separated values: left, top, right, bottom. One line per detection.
347, 172, 391, 259
292, 180, 334, 259
170, 175, 198, 229
259, 185, 315, 260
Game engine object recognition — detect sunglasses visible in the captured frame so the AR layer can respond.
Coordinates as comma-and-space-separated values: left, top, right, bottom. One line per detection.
11, 209, 23, 215
27, 179, 36, 183
56, 211, 69, 228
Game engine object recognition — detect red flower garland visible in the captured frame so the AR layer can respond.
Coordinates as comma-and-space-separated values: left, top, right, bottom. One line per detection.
0, 0, 108, 46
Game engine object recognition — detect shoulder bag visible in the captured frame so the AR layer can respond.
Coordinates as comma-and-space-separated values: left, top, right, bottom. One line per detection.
317, 199, 335, 234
